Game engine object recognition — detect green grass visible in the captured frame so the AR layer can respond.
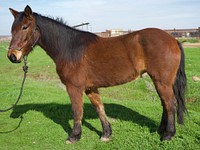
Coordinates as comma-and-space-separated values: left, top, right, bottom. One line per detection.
0, 42, 199, 149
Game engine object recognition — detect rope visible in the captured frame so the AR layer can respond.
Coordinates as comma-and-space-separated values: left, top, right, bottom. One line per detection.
0, 56, 28, 112
0, 115, 24, 133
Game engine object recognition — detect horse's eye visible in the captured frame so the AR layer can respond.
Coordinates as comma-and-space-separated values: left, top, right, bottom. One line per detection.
22, 25, 28, 30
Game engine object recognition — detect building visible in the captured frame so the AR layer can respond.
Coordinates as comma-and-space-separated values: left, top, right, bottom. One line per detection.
165, 28, 200, 38
96, 29, 131, 37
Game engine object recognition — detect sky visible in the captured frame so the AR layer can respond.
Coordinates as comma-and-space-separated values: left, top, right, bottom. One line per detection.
0, 0, 199, 35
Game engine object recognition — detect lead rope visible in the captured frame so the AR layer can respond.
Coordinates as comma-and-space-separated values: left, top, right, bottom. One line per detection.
0, 56, 28, 112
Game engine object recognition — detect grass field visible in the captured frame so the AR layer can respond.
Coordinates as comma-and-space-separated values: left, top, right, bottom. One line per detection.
0, 42, 199, 149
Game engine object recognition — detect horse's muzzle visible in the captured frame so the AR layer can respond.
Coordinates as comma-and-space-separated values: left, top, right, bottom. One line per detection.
7, 50, 22, 63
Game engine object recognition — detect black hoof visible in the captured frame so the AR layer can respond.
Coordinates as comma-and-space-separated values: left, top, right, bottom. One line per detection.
66, 136, 81, 144
161, 132, 175, 141
66, 131, 82, 144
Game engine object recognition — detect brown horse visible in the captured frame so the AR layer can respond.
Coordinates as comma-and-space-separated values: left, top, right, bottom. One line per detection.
8, 5, 186, 143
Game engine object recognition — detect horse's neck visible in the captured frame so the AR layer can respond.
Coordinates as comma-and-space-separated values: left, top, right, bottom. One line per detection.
36, 15, 78, 62
35, 14, 97, 64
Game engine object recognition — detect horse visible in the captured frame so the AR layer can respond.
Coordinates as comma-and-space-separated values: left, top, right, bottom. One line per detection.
8, 5, 186, 143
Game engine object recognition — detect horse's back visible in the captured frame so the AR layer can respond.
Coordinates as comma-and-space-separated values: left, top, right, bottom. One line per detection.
85, 28, 180, 88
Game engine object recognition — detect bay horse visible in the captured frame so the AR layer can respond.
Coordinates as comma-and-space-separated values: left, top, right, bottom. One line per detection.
8, 5, 186, 143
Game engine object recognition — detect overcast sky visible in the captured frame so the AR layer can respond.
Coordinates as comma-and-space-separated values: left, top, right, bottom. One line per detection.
0, 0, 199, 35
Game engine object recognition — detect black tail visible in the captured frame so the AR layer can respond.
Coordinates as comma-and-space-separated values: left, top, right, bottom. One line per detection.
173, 41, 187, 124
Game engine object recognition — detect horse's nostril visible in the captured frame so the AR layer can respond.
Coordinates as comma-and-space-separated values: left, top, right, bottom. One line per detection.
11, 54, 17, 61
8, 53, 17, 63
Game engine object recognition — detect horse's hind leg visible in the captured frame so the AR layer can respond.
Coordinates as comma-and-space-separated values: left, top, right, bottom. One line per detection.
85, 88, 112, 141
152, 79, 176, 141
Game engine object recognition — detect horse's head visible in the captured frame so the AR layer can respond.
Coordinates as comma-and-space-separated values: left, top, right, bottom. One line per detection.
8, 5, 40, 63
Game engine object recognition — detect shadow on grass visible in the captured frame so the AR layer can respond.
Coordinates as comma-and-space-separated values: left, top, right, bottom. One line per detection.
10, 103, 158, 137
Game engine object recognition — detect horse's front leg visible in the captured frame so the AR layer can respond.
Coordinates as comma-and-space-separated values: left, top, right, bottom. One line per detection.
66, 84, 84, 144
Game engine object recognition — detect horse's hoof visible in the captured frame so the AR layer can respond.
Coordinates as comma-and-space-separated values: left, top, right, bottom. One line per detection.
66, 137, 79, 144
100, 137, 110, 142
161, 132, 175, 141
66, 140, 74, 144
161, 136, 172, 141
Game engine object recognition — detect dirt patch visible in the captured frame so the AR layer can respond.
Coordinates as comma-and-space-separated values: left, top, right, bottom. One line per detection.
186, 97, 197, 103
182, 42, 200, 48
28, 73, 59, 82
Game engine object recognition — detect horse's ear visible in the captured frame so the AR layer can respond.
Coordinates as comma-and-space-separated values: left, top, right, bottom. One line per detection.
9, 8, 19, 18
24, 5, 33, 17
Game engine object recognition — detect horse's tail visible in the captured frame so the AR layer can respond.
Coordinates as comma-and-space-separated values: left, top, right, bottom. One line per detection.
173, 41, 187, 124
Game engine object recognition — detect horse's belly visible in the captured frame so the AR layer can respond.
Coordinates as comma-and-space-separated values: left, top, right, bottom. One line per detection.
86, 66, 140, 88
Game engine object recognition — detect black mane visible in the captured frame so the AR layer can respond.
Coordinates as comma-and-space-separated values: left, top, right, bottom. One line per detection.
34, 13, 98, 62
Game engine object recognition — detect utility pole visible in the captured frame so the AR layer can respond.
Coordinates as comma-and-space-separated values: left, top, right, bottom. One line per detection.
73, 23, 90, 31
